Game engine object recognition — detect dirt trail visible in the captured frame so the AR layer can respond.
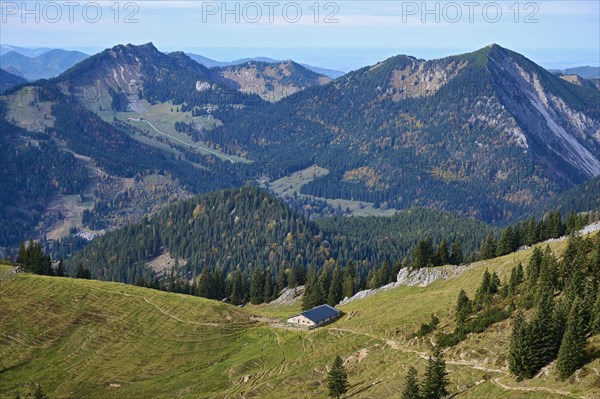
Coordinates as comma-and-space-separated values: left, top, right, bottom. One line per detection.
492, 377, 583, 399
327, 326, 584, 399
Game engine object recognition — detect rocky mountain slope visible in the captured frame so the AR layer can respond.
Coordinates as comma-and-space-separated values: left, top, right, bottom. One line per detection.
214, 60, 331, 100
205, 44, 600, 223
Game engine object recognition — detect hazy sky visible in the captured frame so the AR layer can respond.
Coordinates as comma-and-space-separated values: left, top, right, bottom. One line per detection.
1, 0, 599, 71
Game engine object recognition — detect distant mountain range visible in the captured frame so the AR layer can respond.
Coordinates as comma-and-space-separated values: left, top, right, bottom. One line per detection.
551, 66, 600, 80
186, 53, 346, 79
0, 68, 27, 94
0, 49, 89, 80
1, 42, 599, 250
0, 44, 53, 57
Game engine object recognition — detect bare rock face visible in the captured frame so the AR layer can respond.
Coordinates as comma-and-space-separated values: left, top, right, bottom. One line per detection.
271, 285, 305, 306
338, 265, 471, 306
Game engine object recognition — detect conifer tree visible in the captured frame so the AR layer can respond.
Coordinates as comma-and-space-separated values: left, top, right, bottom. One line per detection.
263, 270, 273, 303
411, 237, 433, 269
275, 268, 287, 293
508, 311, 534, 378
497, 226, 516, 256
434, 239, 449, 266
556, 298, 587, 380
302, 266, 318, 310
455, 289, 471, 325
328, 264, 343, 306
591, 294, 600, 334
508, 263, 524, 296
317, 266, 331, 305
421, 346, 448, 399
480, 234, 497, 260
450, 237, 463, 265
250, 267, 264, 304
401, 366, 421, 399
528, 292, 558, 372
327, 355, 349, 399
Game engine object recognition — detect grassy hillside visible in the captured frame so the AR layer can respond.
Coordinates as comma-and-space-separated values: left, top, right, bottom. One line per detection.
2, 236, 599, 399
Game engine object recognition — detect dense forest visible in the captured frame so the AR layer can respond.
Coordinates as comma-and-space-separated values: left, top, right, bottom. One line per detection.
0, 103, 89, 248
417, 233, 600, 381
63, 186, 593, 307
65, 187, 493, 301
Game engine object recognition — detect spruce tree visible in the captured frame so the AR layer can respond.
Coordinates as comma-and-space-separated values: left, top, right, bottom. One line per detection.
450, 237, 463, 265
411, 237, 433, 269
528, 291, 558, 372
591, 294, 600, 334
401, 366, 421, 399
480, 234, 497, 260
434, 239, 449, 266
327, 355, 349, 399
508, 311, 535, 379
421, 346, 448, 399
263, 271, 273, 303
455, 289, 471, 325
328, 265, 343, 306
250, 267, 264, 305
556, 298, 587, 380
497, 226, 516, 256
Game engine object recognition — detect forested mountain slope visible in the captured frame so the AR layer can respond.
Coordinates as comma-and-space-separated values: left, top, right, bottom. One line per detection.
65, 187, 492, 288
204, 44, 600, 223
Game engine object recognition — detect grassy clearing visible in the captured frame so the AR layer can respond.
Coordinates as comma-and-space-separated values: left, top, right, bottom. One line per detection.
266, 165, 397, 217
95, 100, 250, 164
1, 238, 598, 398
3, 87, 55, 132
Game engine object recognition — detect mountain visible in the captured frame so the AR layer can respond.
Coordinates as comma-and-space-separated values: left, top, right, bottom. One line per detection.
0, 44, 53, 57
203, 44, 600, 224
538, 175, 600, 217
557, 74, 600, 90
214, 60, 331, 100
2, 43, 599, 250
0, 43, 266, 250
65, 186, 492, 285
0, 68, 27, 94
0, 49, 89, 80
551, 65, 600, 79
187, 52, 346, 79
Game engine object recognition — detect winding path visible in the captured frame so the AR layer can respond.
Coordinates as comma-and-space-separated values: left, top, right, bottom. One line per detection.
130, 119, 235, 162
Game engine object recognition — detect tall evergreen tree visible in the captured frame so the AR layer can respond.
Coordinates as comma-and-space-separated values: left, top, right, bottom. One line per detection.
434, 239, 449, 266
263, 270, 273, 303
450, 237, 463, 265
401, 366, 421, 399
591, 293, 600, 334
480, 233, 497, 260
411, 237, 433, 269
556, 298, 587, 380
250, 267, 264, 305
327, 355, 349, 399
455, 289, 471, 325
421, 346, 448, 399
508, 311, 534, 378
528, 292, 558, 372
328, 264, 343, 306
497, 226, 516, 256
